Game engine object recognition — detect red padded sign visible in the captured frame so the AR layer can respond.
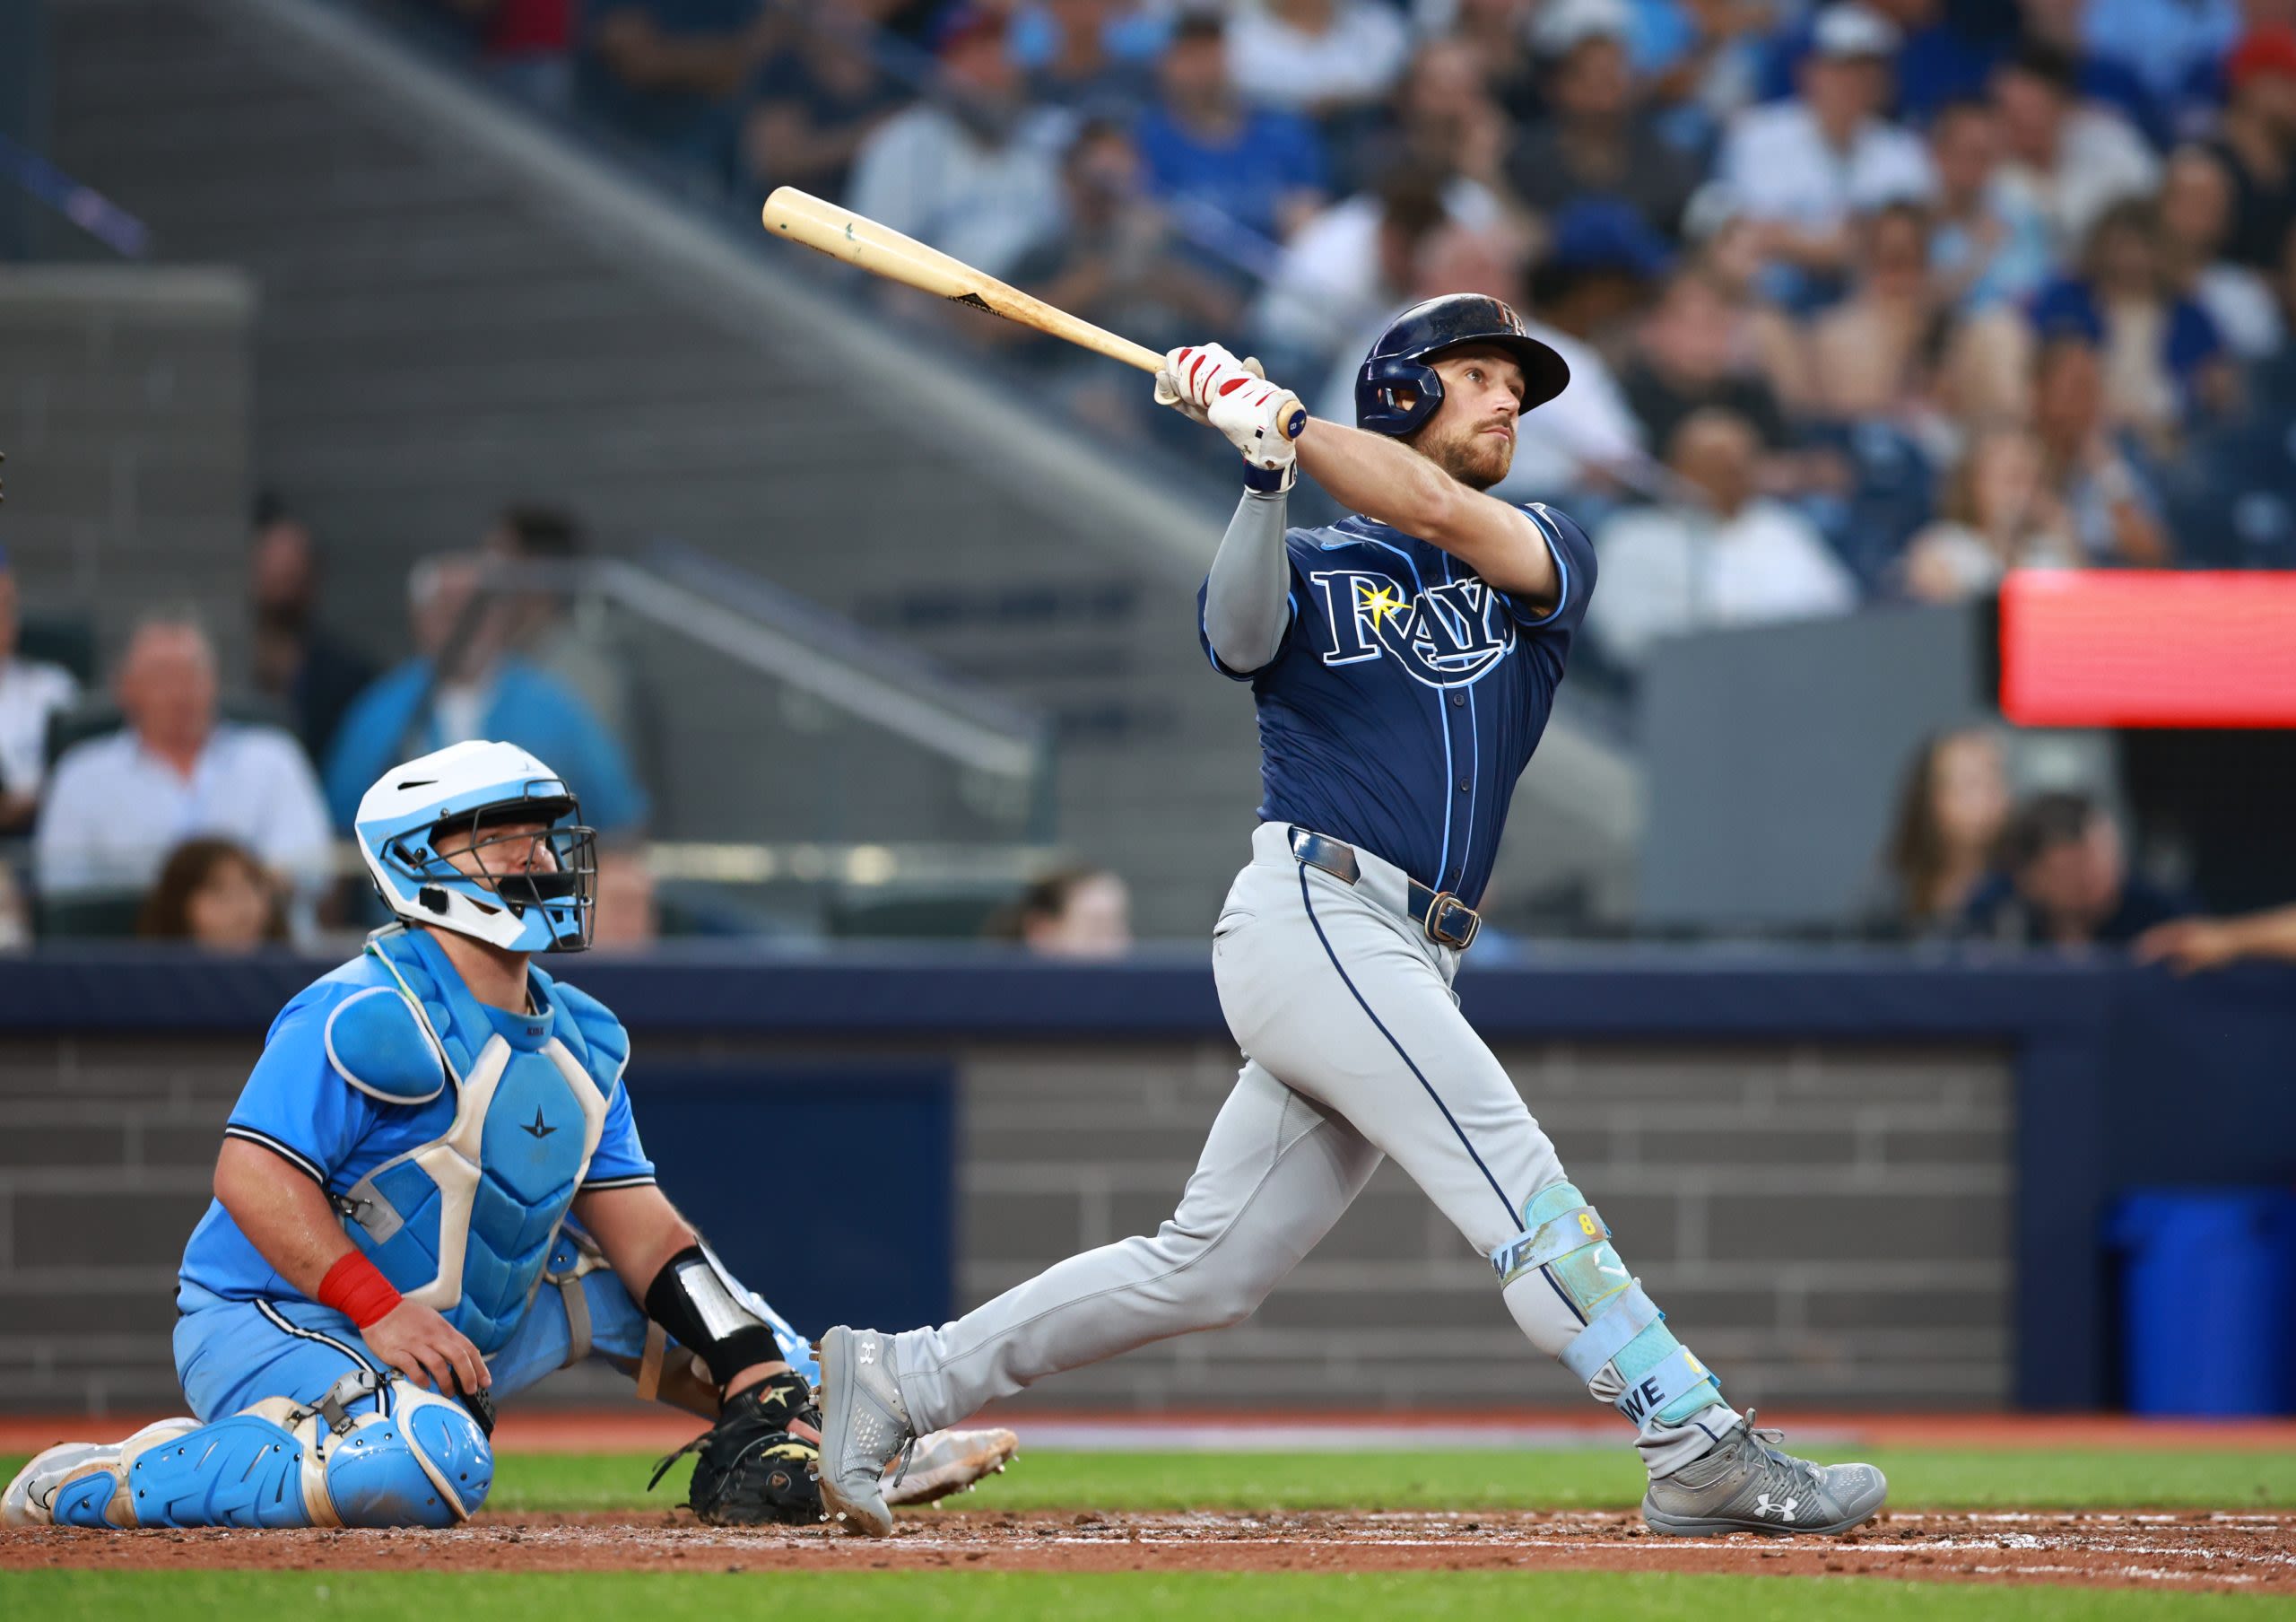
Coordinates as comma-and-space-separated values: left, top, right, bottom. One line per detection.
1999, 571, 2296, 728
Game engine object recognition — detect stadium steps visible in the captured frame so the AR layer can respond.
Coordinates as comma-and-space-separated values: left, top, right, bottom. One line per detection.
44, 0, 1637, 935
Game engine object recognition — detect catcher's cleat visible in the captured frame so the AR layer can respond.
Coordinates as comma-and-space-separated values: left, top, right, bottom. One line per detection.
813, 1326, 914, 1538
1641, 1409, 1886, 1537
883, 1426, 1019, 1509
4, 1419, 201, 1529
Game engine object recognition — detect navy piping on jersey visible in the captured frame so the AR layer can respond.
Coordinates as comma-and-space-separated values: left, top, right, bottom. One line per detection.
255, 1298, 393, 1417
579, 1173, 657, 1191
224, 1125, 326, 1188
1296, 862, 1519, 1227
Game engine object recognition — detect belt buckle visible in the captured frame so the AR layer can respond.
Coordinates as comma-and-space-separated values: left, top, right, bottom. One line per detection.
1424, 891, 1480, 950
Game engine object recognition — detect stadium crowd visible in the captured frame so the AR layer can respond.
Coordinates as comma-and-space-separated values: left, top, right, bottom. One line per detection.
10, 0, 2296, 956
408, 0, 2296, 680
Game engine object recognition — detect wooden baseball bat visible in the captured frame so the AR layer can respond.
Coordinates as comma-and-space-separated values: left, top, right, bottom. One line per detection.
761, 187, 1307, 440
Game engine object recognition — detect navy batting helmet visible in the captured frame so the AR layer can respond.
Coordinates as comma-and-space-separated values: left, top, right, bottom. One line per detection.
1355, 293, 1570, 436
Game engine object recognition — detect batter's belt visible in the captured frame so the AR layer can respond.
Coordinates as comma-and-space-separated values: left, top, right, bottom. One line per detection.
1285, 826, 1483, 951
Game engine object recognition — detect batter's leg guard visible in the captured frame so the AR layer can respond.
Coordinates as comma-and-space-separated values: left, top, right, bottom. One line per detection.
48, 1370, 492, 1530
1492, 1183, 1735, 1470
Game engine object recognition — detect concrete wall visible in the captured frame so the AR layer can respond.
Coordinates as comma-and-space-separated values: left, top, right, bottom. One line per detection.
0, 265, 254, 664
0, 1026, 2011, 1416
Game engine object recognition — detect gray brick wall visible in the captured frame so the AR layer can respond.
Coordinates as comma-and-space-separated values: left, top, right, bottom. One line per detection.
0, 1032, 2012, 1415
0, 265, 255, 668
955, 1041, 2014, 1412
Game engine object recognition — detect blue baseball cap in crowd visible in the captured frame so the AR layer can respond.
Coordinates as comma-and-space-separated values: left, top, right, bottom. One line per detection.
1547, 199, 1676, 281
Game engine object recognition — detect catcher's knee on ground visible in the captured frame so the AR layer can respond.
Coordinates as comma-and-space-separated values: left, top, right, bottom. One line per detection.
48, 1371, 491, 1530
1492, 1182, 1726, 1432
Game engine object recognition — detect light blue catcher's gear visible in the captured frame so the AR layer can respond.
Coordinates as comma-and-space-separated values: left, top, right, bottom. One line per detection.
354, 738, 598, 955
46, 1370, 491, 1530
335, 925, 630, 1356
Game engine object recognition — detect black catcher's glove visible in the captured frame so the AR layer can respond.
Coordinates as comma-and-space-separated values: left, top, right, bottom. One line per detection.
648, 1367, 822, 1525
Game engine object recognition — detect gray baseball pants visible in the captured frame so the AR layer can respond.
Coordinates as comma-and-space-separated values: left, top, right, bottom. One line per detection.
886, 823, 1736, 1476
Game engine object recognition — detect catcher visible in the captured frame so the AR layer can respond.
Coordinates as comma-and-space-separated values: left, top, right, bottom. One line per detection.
4, 740, 1013, 1530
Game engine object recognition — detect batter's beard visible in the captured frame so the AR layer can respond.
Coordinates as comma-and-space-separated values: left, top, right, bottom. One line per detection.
1411, 424, 1514, 491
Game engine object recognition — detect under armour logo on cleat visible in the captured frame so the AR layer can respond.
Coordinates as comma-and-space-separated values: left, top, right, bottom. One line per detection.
1753, 1494, 1799, 1522
520, 1107, 557, 1139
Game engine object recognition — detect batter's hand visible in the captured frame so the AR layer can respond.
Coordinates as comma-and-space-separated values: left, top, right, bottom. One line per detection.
1156, 344, 1301, 483
362, 1299, 491, 1394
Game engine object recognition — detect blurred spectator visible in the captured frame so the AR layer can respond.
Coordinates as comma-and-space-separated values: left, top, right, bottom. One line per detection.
1899, 425, 2080, 600
1584, 408, 1859, 672
1015, 0, 1152, 114
1989, 43, 2158, 258
2137, 900, 2296, 972
482, 505, 636, 750
2160, 144, 2285, 362
1364, 39, 1517, 206
1504, 3, 1700, 238
430, 0, 578, 109
1808, 202, 1941, 421
1132, 10, 1328, 243
1926, 97, 2054, 311
324, 554, 648, 835
0, 863, 27, 952
1715, 5, 1935, 283
0, 545, 78, 835
1753, 0, 2005, 126
1428, 0, 1545, 124
2028, 336, 2172, 564
589, 850, 661, 950
741, 0, 904, 198
248, 498, 378, 772
1680, 187, 1820, 412
2209, 25, 2296, 273
1963, 790, 2194, 948
1250, 156, 1477, 377
1225, 0, 1413, 119
845, 8, 1068, 281
1875, 727, 2013, 936
1621, 267, 1792, 458
35, 612, 330, 903
138, 837, 287, 952
1493, 201, 1667, 499
2081, 0, 2242, 141
1006, 119, 1241, 367
2028, 198, 2233, 440
995, 863, 1134, 957
583, 0, 772, 179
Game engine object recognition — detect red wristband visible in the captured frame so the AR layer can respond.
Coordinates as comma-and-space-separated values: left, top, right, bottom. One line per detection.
317, 1252, 402, 1329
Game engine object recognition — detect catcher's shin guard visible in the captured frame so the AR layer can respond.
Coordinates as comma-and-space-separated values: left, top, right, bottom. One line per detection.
48, 1372, 492, 1530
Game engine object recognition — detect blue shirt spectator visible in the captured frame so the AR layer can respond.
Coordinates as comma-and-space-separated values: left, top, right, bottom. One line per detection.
325, 657, 648, 837
324, 555, 648, 836
1132, 10, 1326, 244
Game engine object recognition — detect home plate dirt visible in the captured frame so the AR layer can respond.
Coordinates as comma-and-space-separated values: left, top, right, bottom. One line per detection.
8, 1511, 2296, 1591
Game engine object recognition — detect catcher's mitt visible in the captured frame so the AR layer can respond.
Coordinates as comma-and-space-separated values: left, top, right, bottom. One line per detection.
648, 1367, 822, 1525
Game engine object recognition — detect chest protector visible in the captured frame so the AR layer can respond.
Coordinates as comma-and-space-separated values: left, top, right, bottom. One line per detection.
334, 928, 629, 1356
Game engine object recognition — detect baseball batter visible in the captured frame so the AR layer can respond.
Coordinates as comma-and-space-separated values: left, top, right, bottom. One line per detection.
815, 295, 1888, 1539
4, 740, 1013, 1531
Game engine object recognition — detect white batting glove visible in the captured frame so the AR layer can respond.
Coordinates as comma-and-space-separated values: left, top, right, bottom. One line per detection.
1155, 344, 1300, 488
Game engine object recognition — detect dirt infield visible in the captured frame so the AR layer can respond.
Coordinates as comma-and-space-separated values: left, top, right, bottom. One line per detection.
9, 1509, 2296, 1591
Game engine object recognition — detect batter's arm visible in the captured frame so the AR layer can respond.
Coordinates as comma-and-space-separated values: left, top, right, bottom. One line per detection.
1293, 418, 1561, 608
1201, 488, 1293, 675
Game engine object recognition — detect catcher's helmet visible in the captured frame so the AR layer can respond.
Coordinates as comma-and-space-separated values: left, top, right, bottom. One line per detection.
1355, 293, 1570, 436
355, 739, 598, 953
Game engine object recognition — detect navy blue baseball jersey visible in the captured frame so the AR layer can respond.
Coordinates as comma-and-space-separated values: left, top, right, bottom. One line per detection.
1196, 502, 1597, 908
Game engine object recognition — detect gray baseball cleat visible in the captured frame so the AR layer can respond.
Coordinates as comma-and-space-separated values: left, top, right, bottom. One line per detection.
1641, 1410, 1887, 1537
813, 1326, 917, 1538
883, 1426, 1019, 1509
4, 1419, 200, 1529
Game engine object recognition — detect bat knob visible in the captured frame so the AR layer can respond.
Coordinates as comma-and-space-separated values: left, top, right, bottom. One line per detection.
1282, 406, 1309, 440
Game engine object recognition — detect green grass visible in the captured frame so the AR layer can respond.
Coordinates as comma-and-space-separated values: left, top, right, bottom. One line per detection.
12, 1445, 2296, 1513
465, 1447, 2296, 1514
4, 1571, 2289, 1622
